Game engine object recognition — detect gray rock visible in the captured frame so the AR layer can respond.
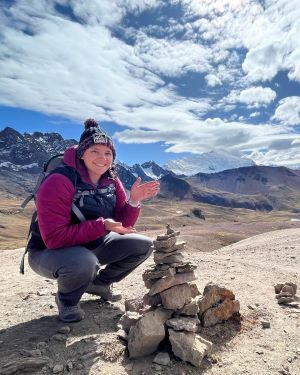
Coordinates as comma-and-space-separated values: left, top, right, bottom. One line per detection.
166, 316, 199, 332
57, 326, 71, 334
160, 283, 192, 310
178, 298, 200, 316
261, 320, 271, 328
53, 364, 64, 373
168, 329, 212, 367
143, 267, 176, 281
149, 272, 196, 296
153, 237, 177, 250
153, 251, 183, 264
153, 352, 171, 366
158, 241, 187, 254
128, 308, 172, 358
119, 311, 142, 333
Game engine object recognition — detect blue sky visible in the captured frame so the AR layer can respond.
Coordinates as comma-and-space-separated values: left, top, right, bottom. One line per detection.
0, 0, 299, 167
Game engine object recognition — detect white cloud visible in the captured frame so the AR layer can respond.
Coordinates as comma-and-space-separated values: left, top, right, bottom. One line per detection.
272, 96, 300, 126
205, 74, 222, 87
134, 32, 212, 77
242, 0, 300, 82
229, 86, 276, 107
0, 0, 299, 169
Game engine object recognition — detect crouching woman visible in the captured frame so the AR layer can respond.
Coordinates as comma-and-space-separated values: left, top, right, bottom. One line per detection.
27, 119, 159, 322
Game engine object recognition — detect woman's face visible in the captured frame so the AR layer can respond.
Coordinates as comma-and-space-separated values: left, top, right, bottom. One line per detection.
81, 144, 113, 182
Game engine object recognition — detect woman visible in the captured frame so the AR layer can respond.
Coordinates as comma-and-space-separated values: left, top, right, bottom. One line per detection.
27, 119, 160, 323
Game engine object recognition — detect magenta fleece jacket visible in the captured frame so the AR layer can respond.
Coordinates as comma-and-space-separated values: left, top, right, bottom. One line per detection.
36, 146, 140, 249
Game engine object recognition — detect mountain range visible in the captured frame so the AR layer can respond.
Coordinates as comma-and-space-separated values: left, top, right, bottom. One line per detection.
1, 127, 300, 212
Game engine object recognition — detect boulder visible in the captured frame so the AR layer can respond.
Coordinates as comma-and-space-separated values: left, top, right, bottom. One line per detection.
198, 283, 235, 315
168, 329, 212, 367
201, 298, 240, 327
143, 293, 162, 307
160, 283, 192, 310
128, 308, 172, 358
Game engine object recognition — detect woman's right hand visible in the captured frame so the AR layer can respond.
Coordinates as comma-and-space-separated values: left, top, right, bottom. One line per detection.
104, 218, 137, 234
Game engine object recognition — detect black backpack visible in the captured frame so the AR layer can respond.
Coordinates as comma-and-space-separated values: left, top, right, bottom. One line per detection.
20, 154, 87, 274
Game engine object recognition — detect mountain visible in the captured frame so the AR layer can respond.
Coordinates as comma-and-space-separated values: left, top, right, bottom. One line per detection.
0, 127, 171, 196
164, 150, 255, 176
159, 166, 300, 212
1, 127, 299, 212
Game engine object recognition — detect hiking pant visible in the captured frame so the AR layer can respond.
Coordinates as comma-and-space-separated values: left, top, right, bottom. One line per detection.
28, 232, 153, 306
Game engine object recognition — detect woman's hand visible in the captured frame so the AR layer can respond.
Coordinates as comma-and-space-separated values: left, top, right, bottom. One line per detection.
130, 177, 160, 204
104, 218, 136, 234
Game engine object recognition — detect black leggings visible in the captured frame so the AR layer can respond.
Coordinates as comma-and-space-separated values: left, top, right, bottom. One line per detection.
28, 232, 153, 306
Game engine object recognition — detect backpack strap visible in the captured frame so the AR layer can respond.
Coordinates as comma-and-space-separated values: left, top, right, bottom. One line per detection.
20, 211, 37, 274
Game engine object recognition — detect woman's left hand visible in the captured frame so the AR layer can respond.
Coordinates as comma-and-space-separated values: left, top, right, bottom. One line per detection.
130, 177, 160, 204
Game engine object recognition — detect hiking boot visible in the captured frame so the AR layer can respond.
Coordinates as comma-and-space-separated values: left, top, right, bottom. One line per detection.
55, 294, 85, 323
85, 282, 122, 302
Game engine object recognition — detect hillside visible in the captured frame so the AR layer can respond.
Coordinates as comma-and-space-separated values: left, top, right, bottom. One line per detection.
0, 228, 299, 374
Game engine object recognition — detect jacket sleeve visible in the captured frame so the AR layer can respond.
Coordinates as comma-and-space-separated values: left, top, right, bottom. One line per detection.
37, 173, 108, 249
113, 177, 140, 227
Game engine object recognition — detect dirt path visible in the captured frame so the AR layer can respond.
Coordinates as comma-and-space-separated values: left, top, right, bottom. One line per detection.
0, 228, 299, 375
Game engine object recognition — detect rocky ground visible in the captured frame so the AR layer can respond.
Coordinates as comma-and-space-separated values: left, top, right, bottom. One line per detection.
0, 227, 299, 375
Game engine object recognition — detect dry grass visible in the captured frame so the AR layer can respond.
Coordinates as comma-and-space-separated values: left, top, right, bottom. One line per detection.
1, 197, 299, 250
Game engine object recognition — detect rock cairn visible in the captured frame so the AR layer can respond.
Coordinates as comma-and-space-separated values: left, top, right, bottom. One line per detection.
274, 282, 298, 306
119, 225, 213, 367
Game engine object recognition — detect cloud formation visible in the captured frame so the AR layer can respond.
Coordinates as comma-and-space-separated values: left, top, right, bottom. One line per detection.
0, 0, 299, 168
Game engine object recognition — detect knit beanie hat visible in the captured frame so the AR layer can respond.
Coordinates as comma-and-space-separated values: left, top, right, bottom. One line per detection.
77, 119, 116, 160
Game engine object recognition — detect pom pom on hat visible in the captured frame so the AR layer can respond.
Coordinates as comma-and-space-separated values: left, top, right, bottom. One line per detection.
83, 118, 99, 130
77, 119, 116, 159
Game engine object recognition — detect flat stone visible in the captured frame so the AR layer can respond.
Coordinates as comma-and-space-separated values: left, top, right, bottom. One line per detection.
160, 283, 192, 310
201, 298, 240, 327
168, 330, 212, 367
149, 272, 197, 296
153, 352, 171, 366
154, 252, 184, 265
176, 262, 197, 273
153, 237, 177, 250
128, 308, 172, 358
166, 317, 200, 332
277, 296, 295, 304
143, 267, 176, 281
158, 241, 187, 253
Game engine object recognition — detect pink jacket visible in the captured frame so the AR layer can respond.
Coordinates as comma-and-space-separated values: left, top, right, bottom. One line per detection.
36, 146, 140, 249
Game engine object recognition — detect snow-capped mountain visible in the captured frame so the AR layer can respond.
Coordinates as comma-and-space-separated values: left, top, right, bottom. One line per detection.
0, 127, 172, 194
164, 151, 255, 176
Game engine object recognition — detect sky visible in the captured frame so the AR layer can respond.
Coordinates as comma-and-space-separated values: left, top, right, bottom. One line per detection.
0, 0, 299, 167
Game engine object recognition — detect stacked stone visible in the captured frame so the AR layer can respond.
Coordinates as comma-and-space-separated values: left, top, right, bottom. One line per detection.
124, 225, 212, 367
